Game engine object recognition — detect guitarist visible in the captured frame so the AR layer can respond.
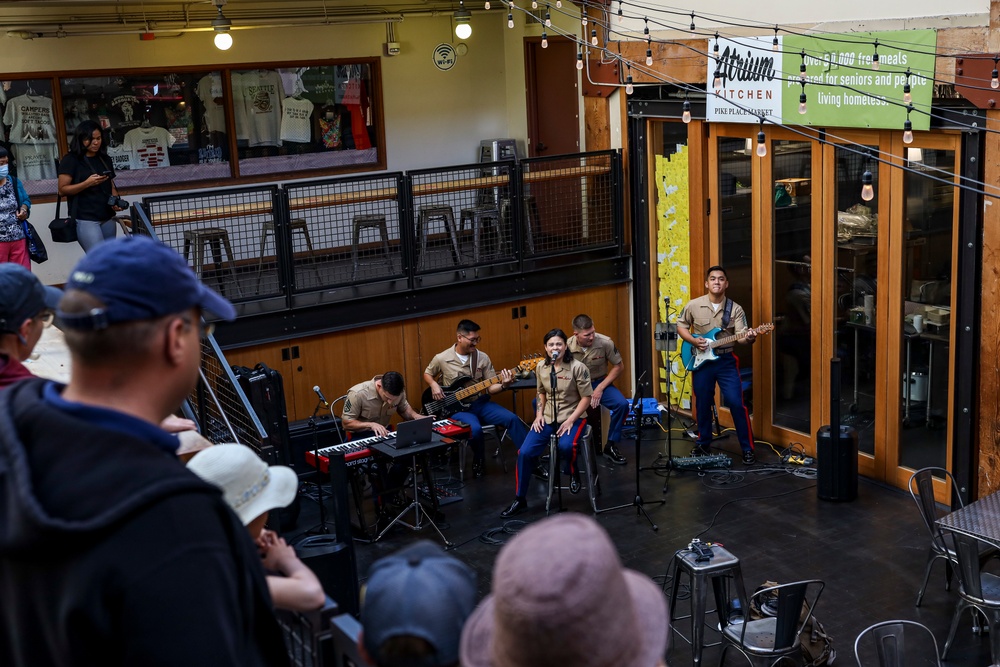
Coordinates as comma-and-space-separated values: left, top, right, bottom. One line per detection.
678, 266, 758, 465
423, 319, 529, 479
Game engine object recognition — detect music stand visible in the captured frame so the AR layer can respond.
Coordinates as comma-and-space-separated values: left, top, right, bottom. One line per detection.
597, 371, 664, 531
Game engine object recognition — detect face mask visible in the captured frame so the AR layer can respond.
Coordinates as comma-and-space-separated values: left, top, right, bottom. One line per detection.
0, 165, 8, 179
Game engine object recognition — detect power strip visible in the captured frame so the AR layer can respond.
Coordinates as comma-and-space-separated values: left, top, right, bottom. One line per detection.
782, 454, 814, 466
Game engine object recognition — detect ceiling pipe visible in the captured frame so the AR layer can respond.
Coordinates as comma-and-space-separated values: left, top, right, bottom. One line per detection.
6, 15, 406, 38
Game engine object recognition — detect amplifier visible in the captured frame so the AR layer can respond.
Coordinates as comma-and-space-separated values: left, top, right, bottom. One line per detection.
288, 415, 344, 474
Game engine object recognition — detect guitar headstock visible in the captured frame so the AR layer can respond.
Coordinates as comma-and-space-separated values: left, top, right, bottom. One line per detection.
517, 354, 545, 374
756, 322, 775, 335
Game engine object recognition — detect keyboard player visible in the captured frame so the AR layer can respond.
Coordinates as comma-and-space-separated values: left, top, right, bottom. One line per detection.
341, 372, 424, 522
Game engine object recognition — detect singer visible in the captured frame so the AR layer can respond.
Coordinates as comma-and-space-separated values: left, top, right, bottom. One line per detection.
501, 328, 592, 518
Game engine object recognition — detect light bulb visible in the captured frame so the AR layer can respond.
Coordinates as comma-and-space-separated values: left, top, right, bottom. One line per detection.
555, 0, 561, 7
903, 119, 913, 144
861, 171, 874, 201
713, 72, 722, 92
772, 36, 779, 51
646, 49, 653, 66
455, 21, 472, 39
484, 0, 490, 8
992, 69, 999, 89
507, 13, 514, 28
756, 131, 767, 157
618, 7, 623, 22
871, 53, 880, 71
689, 12, 695, 31
576, 52, 584, 70
591, 29, 598, 46
682, 100, 691, 124
531, 0, 537, 8
903, 85, 912, 104
625, 76, 634, 95
798, 93, 807, 114
542, 34, 548, 48
581, 15, 587, 26
544, 12, 551, 26
799, 63, 807, 83
213, 31, 232, 50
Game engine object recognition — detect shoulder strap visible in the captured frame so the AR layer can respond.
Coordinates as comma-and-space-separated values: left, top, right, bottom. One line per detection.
12, 177, 21, 209
470, 348, 480, 381
722, 298, 734, 329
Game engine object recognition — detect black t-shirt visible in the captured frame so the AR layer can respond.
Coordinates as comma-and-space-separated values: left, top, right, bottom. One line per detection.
57, 153, 116, 222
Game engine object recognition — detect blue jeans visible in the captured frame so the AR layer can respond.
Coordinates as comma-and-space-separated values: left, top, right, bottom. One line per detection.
452, 396, 529, 463
691, 353, 754, 452
514, 420, 587, 498
76, 217, 117, 253
592, 379, 628, 444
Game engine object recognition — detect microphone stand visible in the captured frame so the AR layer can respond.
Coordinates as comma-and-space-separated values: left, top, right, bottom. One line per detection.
305, 397, 331, 535
598, 373, 664, 531
546, 354, 563, 514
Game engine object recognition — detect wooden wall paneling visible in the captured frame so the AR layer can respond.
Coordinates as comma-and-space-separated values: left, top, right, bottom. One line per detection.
584, 97, 611, 152
980, 109, 1000, 496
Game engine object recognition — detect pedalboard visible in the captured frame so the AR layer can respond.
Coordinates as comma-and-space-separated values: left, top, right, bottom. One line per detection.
688, 538, 714, 562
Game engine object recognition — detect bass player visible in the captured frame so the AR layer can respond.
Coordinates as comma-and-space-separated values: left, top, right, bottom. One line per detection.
423, 319, 529, 478
677, 266, 757, 465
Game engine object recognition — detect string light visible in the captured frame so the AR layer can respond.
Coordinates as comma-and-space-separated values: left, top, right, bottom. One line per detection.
617, 0, 623, 23
992, 56, 999, 89
576, 50, 584, 70
646, 40, 653, 66
625, 65, 634, 95
643, 17, 649, 37
555, 0, 560, 7
507, 9, 514, 28
861, 170, 874, 201
713, 33, 720, 57
581, 12, 587, 26
682, 99, 691, 124
799, 82, 807, 114
772, 26, 779, 51
713, 66, 723, 93
541, 31, 548, 48
531, 0, 537, 8
903, 69, 912, 104
799, 50, 807, 83
484, 0, 490, 8
756, 123, 767, 157
903, 104, 914, 144
871, 40, 880, 71
689, 11, 695, 32
544, 6, 551, 26
591, 29, 598, 46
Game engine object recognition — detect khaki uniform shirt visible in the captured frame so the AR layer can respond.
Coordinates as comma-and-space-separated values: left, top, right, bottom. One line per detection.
424, 346, 496, 388
342, 376, 411, 432
536, 357, 593, 423
678, 294, 749, 354
567, 332, 622, 381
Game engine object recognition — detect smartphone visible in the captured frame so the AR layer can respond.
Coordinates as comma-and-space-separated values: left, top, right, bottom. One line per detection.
101, 170, 114, 177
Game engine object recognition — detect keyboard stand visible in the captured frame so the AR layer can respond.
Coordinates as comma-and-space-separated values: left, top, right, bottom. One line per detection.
372, 435, 454, 547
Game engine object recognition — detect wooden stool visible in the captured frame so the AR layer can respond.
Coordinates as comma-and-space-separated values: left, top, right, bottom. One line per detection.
255, 218, 320, 291
416, 205, 460, 269
459, 204, 502, 263
351, 214, 392, 280
182, 227, 243, 297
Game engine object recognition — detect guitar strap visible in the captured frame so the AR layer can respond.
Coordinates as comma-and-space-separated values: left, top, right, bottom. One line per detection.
470, 348, 480, 381
721, 298, 733, 330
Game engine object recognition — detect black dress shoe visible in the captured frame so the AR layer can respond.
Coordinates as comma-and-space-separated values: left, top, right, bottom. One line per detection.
472, 459, 485, 479
570, 470, 582, 494
501, 498, 528, 518
604, 442, 627, 465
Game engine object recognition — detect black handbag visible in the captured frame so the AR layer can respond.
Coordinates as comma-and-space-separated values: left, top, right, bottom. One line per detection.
48, 194, 78, 243
21, 220, 48, 263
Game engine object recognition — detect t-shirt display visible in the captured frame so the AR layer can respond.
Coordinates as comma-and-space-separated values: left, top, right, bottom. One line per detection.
122, 125, 176, 169
280, 96, 314, 143
237, 70, 284, 148
106, 142, 132, 172
196, 73, 227, 135
2, 93, 58, 180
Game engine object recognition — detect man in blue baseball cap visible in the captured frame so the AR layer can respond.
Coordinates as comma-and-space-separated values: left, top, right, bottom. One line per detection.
0, 236, 289, 667
0, 263, 61, 389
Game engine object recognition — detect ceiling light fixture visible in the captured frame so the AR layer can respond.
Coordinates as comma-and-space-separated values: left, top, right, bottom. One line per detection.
454, 0, 472, 39
212, 1, 233, 50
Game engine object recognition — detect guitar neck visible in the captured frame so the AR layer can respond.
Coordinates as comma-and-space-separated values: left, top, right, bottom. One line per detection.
453, 373, 506, 400
712, 329, 753, 348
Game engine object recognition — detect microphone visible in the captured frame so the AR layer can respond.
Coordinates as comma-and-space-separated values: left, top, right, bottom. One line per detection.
551, 350, 560, 362
313, 385, 329, 407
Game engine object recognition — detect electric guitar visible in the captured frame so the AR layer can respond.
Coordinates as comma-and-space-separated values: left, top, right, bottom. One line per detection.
422, 355, 544, 418
680, 323, 774, 371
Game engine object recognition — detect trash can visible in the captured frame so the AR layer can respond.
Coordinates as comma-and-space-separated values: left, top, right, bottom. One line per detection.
816, 424, 858, 502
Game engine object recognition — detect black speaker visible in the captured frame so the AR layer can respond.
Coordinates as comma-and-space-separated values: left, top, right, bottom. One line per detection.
817, 425, 858, 501
297, 536, 360, 616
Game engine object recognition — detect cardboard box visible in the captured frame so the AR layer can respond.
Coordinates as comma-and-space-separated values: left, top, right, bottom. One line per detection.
775, 178, 811, 197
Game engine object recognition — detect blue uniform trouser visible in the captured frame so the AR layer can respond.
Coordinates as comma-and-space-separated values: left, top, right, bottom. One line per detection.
691, 353, 755, 452
452, 396, 529, 463
513, 420, 587, 498
592, 379, 628, 444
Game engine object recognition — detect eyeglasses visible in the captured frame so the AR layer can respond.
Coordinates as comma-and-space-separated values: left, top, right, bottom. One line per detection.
36, 310, 54, 328
180, 317, 216, 339
460, 333, 482, 344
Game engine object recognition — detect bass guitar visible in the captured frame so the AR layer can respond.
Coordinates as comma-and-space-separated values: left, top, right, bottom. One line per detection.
680, 323, 774, 371
422, 355, 544, 418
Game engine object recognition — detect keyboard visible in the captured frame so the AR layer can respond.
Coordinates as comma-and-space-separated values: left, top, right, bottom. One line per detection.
304, 432, 396, 473
432, 418, 472, 438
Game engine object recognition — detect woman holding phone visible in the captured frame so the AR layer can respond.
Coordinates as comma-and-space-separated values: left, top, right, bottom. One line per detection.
57, 120, 127, 252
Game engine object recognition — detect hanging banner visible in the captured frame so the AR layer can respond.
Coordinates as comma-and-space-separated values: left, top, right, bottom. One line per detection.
706, 30, 936, 131
781, 30, 936, 131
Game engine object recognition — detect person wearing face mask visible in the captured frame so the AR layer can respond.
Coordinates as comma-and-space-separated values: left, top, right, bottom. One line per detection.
57, 120, 127, 252
501, 328, 592, 518
0, 147, 32, 269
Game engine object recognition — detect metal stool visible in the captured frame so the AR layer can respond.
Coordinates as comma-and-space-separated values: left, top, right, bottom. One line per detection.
545, 424, 601, 515
255, 218, 320, 291
665, 544, 749, 666
351, 214, 392, 280
500, 195, 538, 254
416, 205, 460, 269
182, 227, 243, 297
459, 204, 502, 262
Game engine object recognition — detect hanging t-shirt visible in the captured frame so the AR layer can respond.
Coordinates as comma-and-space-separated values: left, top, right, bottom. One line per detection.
122, 126, 176, 169
239, 70, 283, 147
106, 143, 132, 172
196, 73, 227, 135
228, 72, 249, 142
280, 97, 314, 143
3, 94, 57, 145
319, 114, 343, 149
11, 144, 60, 181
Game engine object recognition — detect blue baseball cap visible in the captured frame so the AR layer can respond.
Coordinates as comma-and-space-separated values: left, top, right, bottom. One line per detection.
0, 264, 61, 334
57, 236, 236, 330
361, 541, 477, 666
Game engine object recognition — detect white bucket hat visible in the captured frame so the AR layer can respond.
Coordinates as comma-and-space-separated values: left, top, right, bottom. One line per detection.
187, 444, 298, 525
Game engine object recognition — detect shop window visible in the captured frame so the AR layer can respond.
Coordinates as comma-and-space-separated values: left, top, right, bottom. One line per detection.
0, 78, 59, 196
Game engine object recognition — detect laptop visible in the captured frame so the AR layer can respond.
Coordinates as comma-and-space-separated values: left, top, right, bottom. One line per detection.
390, 417, 435, 449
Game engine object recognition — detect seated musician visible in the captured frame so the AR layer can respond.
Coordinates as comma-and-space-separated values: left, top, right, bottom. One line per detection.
501, 329, 592, 518
341, 371, 423, 517
423, 319, 528, 479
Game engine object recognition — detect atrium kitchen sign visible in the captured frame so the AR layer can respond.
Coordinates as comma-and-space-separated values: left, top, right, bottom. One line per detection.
707, 30, 936, 131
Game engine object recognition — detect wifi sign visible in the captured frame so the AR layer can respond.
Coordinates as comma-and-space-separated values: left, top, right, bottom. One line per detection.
433, 43, 458, 71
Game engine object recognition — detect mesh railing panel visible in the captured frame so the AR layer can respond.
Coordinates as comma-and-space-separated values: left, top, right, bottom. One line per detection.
285, 173, 406, 289
520, 152, 617, 257
142, 187, 280, 301
409, 161, 515, 274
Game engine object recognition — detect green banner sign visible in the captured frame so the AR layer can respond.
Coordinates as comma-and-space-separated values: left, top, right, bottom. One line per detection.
781, 30, 936, 131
